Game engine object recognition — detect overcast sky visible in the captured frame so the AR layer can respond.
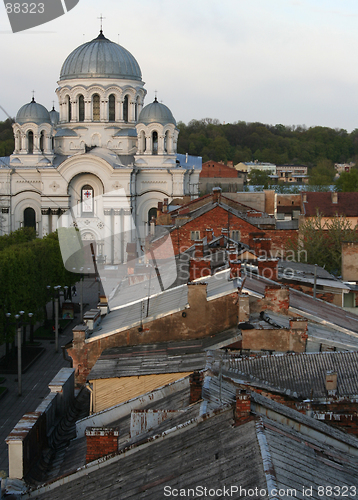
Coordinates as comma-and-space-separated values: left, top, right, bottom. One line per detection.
1, 0, 358, 131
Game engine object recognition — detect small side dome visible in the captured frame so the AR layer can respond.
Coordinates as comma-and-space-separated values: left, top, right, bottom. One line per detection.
16, 98, 51, 125
138, 98, 176, 126
49, 106, 59, 126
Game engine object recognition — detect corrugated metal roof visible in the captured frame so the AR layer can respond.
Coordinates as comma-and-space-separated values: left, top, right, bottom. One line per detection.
225, 351, 358, 399
89, 285, 188, 341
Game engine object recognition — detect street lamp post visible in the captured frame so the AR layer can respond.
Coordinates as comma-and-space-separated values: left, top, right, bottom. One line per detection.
54, 286, 61, 353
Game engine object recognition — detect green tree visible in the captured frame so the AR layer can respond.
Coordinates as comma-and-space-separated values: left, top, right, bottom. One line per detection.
309, 159, 335, 186
286, 213, 358, 275
335, 169, 358, 192
248, 169, 272, 189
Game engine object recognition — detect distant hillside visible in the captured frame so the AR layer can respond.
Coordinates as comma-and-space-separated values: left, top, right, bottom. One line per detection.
177, 118, 358, 167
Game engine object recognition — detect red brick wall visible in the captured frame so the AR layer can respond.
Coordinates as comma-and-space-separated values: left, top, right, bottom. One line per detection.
85, 428, 119, 463
201, 161, 238, 178
171, 205, 263, 254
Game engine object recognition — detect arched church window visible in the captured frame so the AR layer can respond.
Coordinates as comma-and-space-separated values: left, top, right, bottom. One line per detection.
152, 131, 158, 155
109, 94, 115, 121
123, 95, 129, 122
78, 95, 85, 122
39, 131, 45, 152
81, 184, 94, 215
66, 95, 71, 122
148, 207, 157, 223
28, 131, 34, 154
93, 94, 100, 121
24, 207, 36, 230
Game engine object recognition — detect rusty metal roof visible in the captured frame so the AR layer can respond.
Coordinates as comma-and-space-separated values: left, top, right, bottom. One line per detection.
225, 351, 358, 399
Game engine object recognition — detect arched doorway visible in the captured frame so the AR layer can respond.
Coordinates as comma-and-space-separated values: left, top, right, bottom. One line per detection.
24, 207, 36, 230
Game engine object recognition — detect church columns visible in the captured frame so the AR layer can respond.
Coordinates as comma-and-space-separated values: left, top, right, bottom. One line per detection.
119, 100, 123, 121
50, 209, 59, 232
158, 134, 165, 155
84, 99, 91, 122
103, 209, 112, 264
128, 100, 134, 122
101, 99, 107, 122
70, 99, 77, 122
113, 209, 122, 263
20, 133, 27, 153
41, 209, 50, 236
44, 134, 52, 154
116, 100, 121, 122
123, 209, 132, 263
145, 134, 152, 154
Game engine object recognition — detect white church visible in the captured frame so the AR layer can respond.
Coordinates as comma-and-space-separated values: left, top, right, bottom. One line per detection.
0, 30, 201, 264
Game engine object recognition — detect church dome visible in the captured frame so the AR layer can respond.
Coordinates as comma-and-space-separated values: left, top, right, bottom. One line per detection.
49, 106, 59, 126
16, 98, 51, 125
60, 31, 142, 81
138, 98, 176, 126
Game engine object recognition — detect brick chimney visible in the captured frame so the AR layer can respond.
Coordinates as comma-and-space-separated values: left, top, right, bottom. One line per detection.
326, 370, 338, 396
189, 258, 211, 281
194, 240, 204, 258
249, 232, 265, 250
229, 260, 241, 279
220, 228, 229, 247
85, 427, 119, 463
212, 187, 222, 203
163, 198, 169, 213
234, 389, 252, 426
157, 201, 163, 215
263, 286, 289, 314
206, 228, 213, 243
253, 238, 271, 257
189, 371, 204, 404
257, 258, 279, 280
238, 293, 250, 323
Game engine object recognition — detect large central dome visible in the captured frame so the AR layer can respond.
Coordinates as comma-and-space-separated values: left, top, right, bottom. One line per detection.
60, 31, 142, 81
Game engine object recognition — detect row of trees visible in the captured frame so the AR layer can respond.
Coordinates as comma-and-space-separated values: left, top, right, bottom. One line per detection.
0, 228, 78, 352
177, 119, 358, 166
287, 215, 358, 275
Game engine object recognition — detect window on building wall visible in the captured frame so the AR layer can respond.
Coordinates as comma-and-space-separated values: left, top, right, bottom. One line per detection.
24, 207, 36, 230
81, 184, 94, 215
109, 94, 115, 121
123, 95, 129, 122
39, 131, 45, 152
230, 230, 241, 242
78, 95, 85, 122
93, 94, 100, 121
190, 231, 200, 240
28, 131, 34, 154
66, 96, 71, 122
148, 207, 157, 223
152, 131, 158, 155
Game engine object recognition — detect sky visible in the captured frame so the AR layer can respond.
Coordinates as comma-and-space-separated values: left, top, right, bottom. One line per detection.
1, 0, 358, 131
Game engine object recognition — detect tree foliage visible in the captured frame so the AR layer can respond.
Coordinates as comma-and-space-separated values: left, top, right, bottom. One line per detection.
286, 214, 358, 275
0, 229, 79, 346
247, 169, 272, 189
335, 168, 358, 192
177, 120, 357, 167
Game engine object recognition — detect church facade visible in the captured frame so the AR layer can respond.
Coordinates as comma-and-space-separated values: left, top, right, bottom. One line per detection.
0, 31, 201, 264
